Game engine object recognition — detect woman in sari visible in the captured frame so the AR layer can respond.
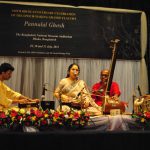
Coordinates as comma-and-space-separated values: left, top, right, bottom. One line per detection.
53, 63, 102, 116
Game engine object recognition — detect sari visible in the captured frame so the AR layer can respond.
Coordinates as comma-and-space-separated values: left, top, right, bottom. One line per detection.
54, 78, 102, 116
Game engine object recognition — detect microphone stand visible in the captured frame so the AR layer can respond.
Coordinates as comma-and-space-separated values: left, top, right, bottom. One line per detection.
59, 99, 62, 111
41, 84, 47, 101
132, 93, 136, 114
59, 92, 62, 111
137, 85, 143, 113
40, 84, 47, 109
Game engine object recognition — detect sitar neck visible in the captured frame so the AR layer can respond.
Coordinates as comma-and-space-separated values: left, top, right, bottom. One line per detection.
105, 39, 120, 96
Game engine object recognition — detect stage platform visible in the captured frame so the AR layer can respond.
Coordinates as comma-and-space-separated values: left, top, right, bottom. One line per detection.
0, 129, 149, 150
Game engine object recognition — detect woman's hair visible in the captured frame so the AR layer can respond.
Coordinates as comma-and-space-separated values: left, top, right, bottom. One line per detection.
66, 63, 80, 78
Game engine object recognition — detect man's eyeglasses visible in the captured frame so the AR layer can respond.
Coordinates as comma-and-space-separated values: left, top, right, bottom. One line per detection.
101, 74, 109, 77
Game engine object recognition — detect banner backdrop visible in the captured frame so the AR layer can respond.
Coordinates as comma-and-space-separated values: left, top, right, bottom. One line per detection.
0, 3, 141, 59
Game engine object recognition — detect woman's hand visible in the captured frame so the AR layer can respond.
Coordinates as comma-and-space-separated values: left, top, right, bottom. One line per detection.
80, 99, 89, 108
61, 94, 73, 103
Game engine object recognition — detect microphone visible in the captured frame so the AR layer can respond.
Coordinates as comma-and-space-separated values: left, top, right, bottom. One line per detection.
77, 92, 81, 97
59, 92, 62, 111
115, 39, 120, 43
111, 39, 120, 43
132, 90, 137, 114
76, 87, 85, 99
73, 70, 77, 75
73, 70, 79, 80
137, 85, 142, 96
98, 88, 104, 93
97, 84, 106, 94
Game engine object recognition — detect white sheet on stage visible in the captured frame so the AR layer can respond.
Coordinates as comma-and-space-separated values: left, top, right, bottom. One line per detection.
86, 115, 135, 131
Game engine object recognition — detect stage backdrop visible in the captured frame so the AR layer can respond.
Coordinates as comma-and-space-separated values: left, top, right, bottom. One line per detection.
0, 2, 141, 60
0, 1, 148, 113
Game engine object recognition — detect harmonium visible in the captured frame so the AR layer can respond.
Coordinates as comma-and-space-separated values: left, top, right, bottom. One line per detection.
103, 101, 125, 115
18, 101, 39, 109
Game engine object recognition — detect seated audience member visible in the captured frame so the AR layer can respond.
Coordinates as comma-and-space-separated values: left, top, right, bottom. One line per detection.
53, 63, 102, 116
0, 62, 39, 109
92, 69, 121, 106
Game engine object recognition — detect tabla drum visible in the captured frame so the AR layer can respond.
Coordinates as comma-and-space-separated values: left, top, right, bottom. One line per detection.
18, 101, 39, 108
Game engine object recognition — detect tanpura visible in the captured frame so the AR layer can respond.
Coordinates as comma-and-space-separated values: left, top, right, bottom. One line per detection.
102, 39, 126, 114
